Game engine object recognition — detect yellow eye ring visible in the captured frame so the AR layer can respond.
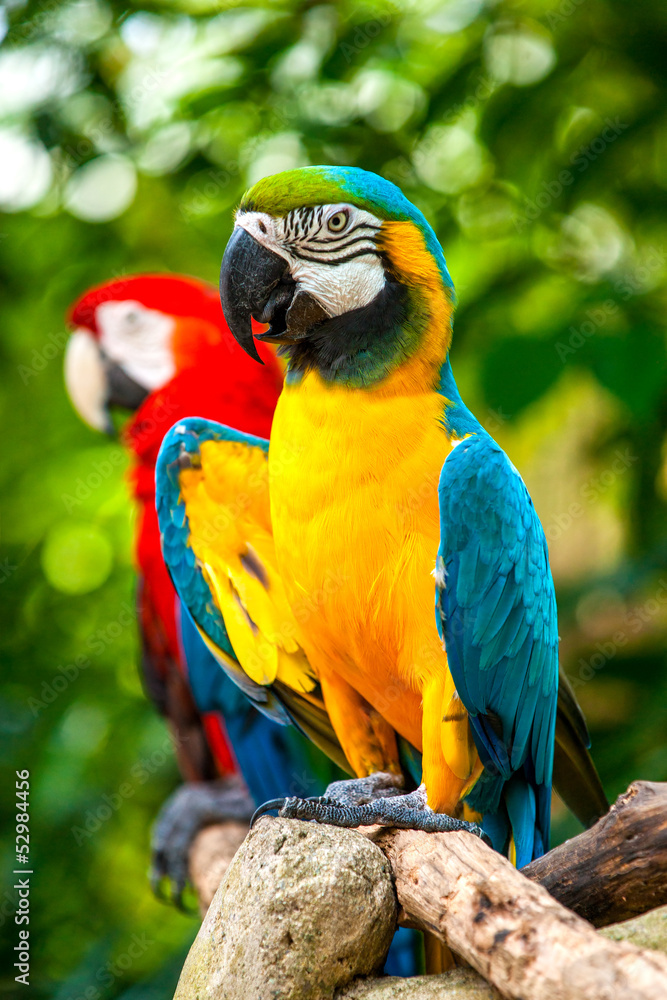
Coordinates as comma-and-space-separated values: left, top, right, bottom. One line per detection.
327, 211, 348, 233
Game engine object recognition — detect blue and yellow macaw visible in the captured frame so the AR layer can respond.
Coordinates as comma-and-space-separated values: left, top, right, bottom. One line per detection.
157, 166, 607, 870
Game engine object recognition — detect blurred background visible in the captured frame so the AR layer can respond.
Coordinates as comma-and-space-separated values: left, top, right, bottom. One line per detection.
1, 0, 666, 996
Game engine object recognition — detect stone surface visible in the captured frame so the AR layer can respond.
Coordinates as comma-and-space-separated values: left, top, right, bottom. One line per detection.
174, 817, 397, 1000
342, 969, 500, 998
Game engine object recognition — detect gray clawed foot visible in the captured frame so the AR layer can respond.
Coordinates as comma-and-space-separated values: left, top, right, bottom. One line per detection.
251, 776, 491, 846
323, 770, 405, 806
150, 776, 255, 908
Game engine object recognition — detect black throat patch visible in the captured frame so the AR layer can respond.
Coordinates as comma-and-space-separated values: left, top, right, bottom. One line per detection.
281, 278, 410, 386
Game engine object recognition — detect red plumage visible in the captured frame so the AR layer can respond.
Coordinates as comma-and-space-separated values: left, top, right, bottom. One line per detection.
70, 273, 225, 336
70, 274, 282, 780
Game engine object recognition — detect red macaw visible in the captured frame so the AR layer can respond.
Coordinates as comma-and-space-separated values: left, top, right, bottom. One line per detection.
64, 274, 344, 901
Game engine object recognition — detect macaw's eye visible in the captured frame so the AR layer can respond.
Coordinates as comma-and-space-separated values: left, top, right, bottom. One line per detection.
327, 210, 348, 233
125, 311, 141, 326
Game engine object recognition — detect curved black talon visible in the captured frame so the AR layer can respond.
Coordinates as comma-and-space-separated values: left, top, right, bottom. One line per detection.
250, 797, 291, 827
149, 859, 198, 913
251, 795, 327, 828
150, 777, 255, 908
149, 870, 168, 903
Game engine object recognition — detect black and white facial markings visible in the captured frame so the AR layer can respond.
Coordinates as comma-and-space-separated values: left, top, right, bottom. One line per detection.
235, 203, 386, 319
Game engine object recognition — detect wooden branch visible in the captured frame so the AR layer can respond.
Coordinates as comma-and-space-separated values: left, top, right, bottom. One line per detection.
339, 907, 667, 999
363, 825, 667, 1000
188, 820, 248, 914
523, 781, 667, 926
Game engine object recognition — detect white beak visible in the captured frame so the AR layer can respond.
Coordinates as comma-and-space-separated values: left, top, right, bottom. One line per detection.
64, 328, 112, 433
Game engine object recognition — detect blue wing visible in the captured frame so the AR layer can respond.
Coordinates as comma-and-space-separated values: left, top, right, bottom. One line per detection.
156, 417, 289, 722
436, 433, 558, 866
156, 416, 352, 775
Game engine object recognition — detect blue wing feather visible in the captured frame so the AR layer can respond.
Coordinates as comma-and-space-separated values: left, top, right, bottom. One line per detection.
155, 417, 356, 771
155, 417, 290, 724
437, 433, 558, 864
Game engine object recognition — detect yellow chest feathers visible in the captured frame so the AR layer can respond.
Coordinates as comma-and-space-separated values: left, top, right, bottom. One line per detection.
269, 373, 454, 656
267, 218, 456, 678
271, 372, 446, 508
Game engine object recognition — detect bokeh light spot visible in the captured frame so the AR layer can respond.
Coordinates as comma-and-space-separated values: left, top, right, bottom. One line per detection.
64, 154, 137, 222
485, 28, 556, 87
42, 521, 113, 594
0, 128, 52, 211
57, 702, 110, 756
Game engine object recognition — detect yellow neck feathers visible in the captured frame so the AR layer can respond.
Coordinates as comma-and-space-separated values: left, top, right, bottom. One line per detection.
374, 220, 453, 396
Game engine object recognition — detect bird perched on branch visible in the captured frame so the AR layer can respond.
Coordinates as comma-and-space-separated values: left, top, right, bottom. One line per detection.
63, 273, 345, 903
156, 168, 608, 873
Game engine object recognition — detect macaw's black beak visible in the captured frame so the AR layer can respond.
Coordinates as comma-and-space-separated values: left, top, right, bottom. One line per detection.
220, 226, 329, 363
219, 226, 289, 364
104, 359, 149, 412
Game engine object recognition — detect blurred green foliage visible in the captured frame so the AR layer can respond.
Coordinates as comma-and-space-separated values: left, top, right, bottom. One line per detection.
1, 0, 666, 997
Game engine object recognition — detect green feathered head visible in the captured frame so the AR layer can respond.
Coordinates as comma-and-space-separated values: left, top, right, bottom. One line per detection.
220, 165, 455, 386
